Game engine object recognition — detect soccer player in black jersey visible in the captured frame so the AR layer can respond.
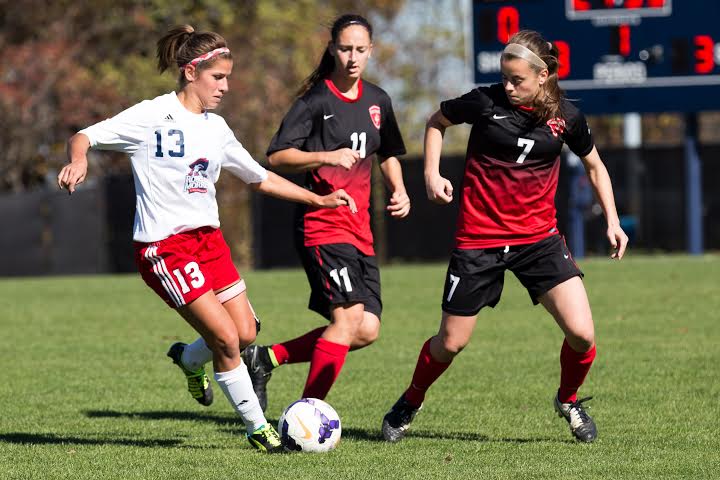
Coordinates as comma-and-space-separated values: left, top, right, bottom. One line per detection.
242, 14, 410, 410
383, 30, 628, 444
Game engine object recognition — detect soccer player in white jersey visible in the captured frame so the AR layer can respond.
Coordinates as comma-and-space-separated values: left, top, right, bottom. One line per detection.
57, 25, 356, 453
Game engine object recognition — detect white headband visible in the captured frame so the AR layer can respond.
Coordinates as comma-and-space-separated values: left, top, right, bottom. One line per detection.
502, 43, 548, 70
180, 47, 230, 71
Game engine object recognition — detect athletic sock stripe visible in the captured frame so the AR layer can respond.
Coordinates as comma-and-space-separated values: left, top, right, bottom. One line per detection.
144, 246, 185, 307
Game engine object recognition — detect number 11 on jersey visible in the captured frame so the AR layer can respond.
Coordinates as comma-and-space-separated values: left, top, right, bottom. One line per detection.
350, 132, 366, 158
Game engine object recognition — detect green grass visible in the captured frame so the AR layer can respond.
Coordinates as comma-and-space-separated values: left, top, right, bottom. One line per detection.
1, 255, 718, 479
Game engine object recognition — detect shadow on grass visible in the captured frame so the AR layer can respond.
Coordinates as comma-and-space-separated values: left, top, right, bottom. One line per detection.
84, 409, 573, 444
0, 432, 184, 448
340, 427, 572, 444
85, 409, 242, 425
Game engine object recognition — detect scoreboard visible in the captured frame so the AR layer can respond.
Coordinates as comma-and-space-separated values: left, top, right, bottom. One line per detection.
472, 0, 720, 113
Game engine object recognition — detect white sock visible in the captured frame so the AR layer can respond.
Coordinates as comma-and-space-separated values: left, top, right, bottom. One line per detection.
180, 337, 213, 371
214, 362, 267, 434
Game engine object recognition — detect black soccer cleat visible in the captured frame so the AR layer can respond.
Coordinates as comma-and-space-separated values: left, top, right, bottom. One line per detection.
554, 395, 597, 443
241, 345, 273, 413
167, 342, 213, 407
382, 394, 422, 443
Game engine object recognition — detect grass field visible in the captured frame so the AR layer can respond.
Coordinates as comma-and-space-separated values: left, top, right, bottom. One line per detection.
1, 255, 718, 479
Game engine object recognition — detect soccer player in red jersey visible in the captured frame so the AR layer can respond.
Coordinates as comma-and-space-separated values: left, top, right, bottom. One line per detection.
382, 30, 628, 443
57, 25, 356, 452
240, 14, 410, 410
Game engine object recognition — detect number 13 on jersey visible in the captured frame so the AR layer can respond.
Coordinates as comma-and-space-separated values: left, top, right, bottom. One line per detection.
155, 129, 185, 158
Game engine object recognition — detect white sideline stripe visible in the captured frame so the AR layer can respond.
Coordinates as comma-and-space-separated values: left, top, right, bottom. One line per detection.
145, 246, 185, 307
216, 279, 246, 304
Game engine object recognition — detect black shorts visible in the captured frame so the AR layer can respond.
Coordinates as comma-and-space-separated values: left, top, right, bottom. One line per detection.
297, 243, 382, 320
441, 235, 583, 316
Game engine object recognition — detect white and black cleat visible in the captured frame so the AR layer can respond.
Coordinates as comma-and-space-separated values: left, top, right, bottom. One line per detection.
382, 395, 422, 443
554, 395, 597, 443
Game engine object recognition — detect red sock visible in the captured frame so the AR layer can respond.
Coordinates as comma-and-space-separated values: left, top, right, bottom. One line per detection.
403, 338, 452, 408
271, 327, 325, 365
302, 338, 350, 399
558, 339, 596, 403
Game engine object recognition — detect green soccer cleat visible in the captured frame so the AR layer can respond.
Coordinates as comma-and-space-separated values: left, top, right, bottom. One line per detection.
167, 342, 213, 407
554, 395, 597, 443
247, 424, 283, 453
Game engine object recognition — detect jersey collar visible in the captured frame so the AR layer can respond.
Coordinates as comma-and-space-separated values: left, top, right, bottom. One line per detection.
325, 78, 363, 103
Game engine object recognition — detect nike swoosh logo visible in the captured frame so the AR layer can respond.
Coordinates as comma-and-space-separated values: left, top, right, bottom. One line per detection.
295, 415, 313, 440
492, 114, 508, 120
323, 114, 334, 120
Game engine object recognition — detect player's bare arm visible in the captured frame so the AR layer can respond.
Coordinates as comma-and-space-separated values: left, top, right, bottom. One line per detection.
424, 110, 454, 205
378, 155, 410, 218
251, 171, 357, 213
268, 147, 359, 173
58, 133, 91, 194
581, 146, 629, 260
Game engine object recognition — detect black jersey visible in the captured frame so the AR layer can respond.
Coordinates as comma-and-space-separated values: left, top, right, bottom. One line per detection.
440, 83, 594, 248
267, 78, 406, 255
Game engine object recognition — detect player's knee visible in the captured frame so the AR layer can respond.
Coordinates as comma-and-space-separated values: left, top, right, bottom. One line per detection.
441, 338, 467, 356
235, 322, 257, 348
571, 336, 594, 353
332, 307, 364, 332
353, 322, 380, 348
566, 328, 594, 352
237, 330, 256, 349
436, 332, 469, 357
208, 329, 241, 360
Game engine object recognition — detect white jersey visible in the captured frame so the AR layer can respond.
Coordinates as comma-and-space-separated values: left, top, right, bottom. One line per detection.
80, 91, 268, 243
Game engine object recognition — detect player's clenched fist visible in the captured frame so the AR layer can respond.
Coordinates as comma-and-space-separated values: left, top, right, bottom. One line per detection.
327, 148, 360, 170
425, 175, 453, 205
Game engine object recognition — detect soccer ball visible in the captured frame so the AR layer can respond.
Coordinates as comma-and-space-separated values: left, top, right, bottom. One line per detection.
278, 398, 342, 453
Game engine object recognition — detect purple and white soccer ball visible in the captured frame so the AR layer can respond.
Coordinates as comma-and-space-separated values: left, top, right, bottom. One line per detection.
278, 398, 342, 453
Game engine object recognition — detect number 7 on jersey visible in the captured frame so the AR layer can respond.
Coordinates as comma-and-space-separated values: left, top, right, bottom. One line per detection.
516, 138, 535, 164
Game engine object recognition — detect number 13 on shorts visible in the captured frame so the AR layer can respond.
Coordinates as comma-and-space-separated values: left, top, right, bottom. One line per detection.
172, 261, 205, 294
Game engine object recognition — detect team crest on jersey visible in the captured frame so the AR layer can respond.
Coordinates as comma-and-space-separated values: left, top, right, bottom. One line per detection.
546, 117, 566, 138
369, 105, 381, 129
184, 158, 209, 194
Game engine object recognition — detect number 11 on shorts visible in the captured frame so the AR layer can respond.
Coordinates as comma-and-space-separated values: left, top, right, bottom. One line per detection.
446, 274, 460, 302
330, 267, 353, 292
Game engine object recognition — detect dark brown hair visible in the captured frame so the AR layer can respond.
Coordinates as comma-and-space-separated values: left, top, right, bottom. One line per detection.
297, 14, 373, 96
156, 25, 231, 87
503, 30, 564, 121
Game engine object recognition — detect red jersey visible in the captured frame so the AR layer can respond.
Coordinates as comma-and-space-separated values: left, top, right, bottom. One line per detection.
267, 79, 406, 255
440, 84, 594, 249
